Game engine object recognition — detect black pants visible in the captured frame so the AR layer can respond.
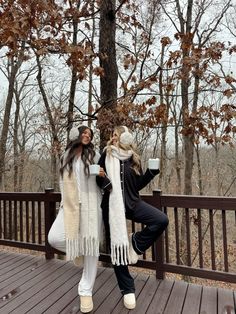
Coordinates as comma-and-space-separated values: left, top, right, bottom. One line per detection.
103, 200, 169, 295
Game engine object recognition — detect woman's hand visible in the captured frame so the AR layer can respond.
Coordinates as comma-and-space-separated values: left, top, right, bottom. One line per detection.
98, 167, 106, 177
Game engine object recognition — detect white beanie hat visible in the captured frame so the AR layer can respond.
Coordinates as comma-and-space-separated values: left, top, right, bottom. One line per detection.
119, 126, 134, 145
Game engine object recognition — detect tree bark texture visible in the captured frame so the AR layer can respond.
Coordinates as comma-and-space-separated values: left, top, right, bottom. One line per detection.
98, 0, 118, 149
13, 92, 20, 191
0, 59, 18, 190
36, 55, 59, 189
177, 0, 194, 195
67, 9, 79, 137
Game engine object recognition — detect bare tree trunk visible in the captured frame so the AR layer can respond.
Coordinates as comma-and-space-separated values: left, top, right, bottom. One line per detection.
68, 69, 78, 131
175, 123, 182, 194
67, 14, 79, 134
174, 0, 194, 195
176, 0, 194, 280
195, 144, 204, 195
0, 58, 19, 190
98, 0, 118, 263
193, 66, 202, 195
88, 5, 95, 128
13, 90, 20, 191
183, 135, 194, 195
98, 0, 118, 149
36, 55, 59, 189
159, 43, 166, 190
214, 145, 221, 195
18, 149, 25, 192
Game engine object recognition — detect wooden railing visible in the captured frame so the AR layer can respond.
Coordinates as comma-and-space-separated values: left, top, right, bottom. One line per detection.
0, 189, 59, 259
146, 191, 236, 283
0, 189, 235, 283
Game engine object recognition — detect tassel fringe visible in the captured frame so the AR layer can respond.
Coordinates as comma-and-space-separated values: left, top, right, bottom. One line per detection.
66, 237, 100, 261
111, 243, 129, 266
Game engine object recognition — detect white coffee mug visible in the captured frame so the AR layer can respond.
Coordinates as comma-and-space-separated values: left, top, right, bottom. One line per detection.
148, 158, 160, 170
89, 164, 100, 175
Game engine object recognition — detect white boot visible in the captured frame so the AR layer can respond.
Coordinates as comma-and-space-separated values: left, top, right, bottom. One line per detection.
123, 293, 136, 309
80, 296, 93, 313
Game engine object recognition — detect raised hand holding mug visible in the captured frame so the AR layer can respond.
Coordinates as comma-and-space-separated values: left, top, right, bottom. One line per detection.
89, 164, 100, 176
148, 158, 160, 170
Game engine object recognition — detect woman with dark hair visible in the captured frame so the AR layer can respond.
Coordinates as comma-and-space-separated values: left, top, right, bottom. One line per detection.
96, 125, 169, 310
48, 125, 104, 313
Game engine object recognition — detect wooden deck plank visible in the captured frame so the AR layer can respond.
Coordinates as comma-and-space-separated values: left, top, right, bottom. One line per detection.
181, 283, 202, 314
0, 255, 30, 279
217, 288, 235, 314
0, 251, 14, 260
0, 251, 21, 267
112, 272, 149, 314
163, 280, 188, 314
60, 267, 114, 314
92, 273, 123, 314
93, 271, 139, 314
235, 291, 236, 310
88, 269, 119, 313
0, 258, 61, 298
0, 259, 66, 312
146, 279, 174, 314
0, 257, 45, 288
44, 268, 106, 314
9, 262, 75, 313
234, 291, 236, 311
0, 251, 234, 314
0, 254, 35, 277
200, 286, 217, 314
17, 265, 82, 313
0, 260, 59, 300
130, 276, 161, 314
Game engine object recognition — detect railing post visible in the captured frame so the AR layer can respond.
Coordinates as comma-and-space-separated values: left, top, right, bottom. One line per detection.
44, 188, 56, 259
153, 189, 165, 280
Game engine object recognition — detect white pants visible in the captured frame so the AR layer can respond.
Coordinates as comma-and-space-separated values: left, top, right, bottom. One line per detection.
48, 208, 98, 296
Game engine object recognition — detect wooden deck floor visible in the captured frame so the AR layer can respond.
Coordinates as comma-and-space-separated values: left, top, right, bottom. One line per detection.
0, 251, 235, 314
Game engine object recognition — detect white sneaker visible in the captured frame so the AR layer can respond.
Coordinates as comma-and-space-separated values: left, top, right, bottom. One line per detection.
80, 296, 93, 313
123, 293, 136, 309
128, 234, 139, 264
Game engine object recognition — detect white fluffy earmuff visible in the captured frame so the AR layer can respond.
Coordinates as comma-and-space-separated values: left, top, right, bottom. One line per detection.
119, 126, 134, 145
69, 126, 80, 141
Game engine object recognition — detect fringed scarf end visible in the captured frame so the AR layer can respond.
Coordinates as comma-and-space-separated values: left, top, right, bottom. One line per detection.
111, 243, 129, 266
66, 237, 100, 261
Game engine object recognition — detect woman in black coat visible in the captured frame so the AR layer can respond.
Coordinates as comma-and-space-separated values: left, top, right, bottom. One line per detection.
96, 126, 169, 310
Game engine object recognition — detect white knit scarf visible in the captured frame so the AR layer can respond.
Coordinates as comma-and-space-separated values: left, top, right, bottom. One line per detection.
105, 145, 133, 265
61, 151, 102, 261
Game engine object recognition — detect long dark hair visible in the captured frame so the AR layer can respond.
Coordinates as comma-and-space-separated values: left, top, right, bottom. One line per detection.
60, 125, 95, 177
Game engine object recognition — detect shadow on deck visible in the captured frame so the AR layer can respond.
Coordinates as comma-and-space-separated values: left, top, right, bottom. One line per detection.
0, 251, 235, 314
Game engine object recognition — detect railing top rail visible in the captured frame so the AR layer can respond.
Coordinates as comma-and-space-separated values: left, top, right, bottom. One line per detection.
159, 194, 236, 210
0, 192, 61, 202
0, 191, 235, 210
